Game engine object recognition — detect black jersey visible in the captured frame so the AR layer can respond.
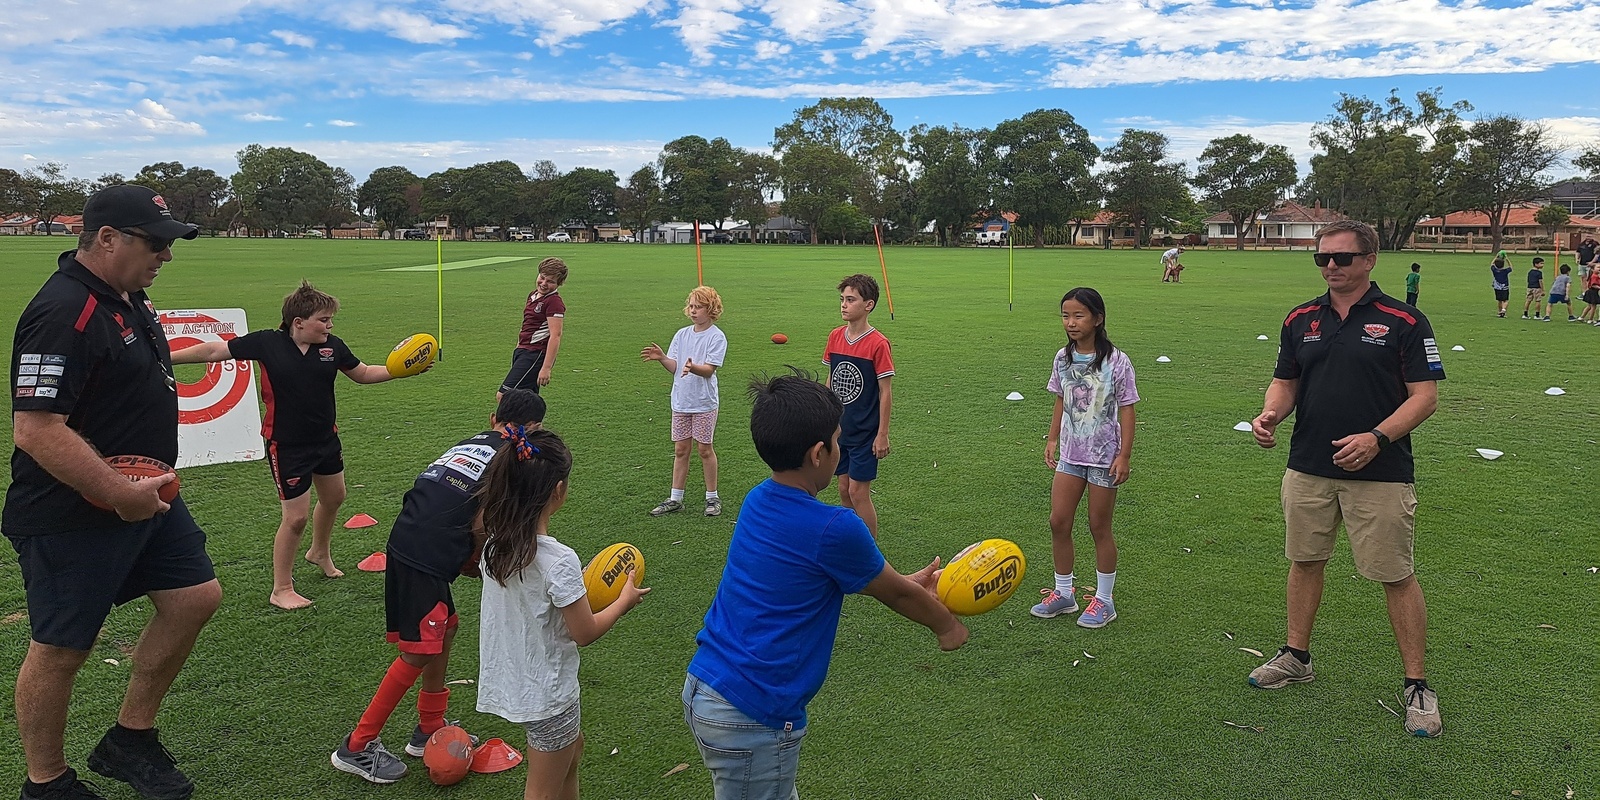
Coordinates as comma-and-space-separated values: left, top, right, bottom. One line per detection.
386, 430, 512, 580
228, 329, 360, 445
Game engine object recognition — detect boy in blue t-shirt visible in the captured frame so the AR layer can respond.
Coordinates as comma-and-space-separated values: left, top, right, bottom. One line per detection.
1522, 257, 1545, 319
684, 370, 966, 800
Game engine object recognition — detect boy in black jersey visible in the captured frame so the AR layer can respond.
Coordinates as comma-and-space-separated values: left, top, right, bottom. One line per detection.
329, 390, 546, 784
172, 281, 421, 609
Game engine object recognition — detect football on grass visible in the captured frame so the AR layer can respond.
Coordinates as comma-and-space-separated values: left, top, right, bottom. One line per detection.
86, 456, 179, 511
583, 543, 645, 612
424, 725, 474, 786
936, 539, 1026, 616
771, 333, 788, 344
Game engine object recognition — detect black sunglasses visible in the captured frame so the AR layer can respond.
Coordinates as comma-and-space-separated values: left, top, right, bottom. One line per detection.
119, 228, 174, 253
1313, 251, 1370, 268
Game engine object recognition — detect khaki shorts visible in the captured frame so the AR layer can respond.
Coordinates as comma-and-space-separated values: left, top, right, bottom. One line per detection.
1281, 469, 1417, 582
1527, 287, 1544, 300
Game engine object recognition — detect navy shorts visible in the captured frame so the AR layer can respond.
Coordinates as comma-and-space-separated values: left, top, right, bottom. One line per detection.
501, 348, 546, 395
6, 496, 215, 651
268, 436, 344, 501
833, 440, 879, 482
384, 557, 458, 656
1550, 293, 1568, 304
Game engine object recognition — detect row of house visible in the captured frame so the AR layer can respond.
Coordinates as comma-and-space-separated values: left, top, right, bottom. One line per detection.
0, 214, 82, 235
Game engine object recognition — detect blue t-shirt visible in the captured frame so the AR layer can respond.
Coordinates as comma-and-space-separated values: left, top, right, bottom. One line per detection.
688, 479, 886, 730
1491, 264, 1512, 290
1527, 268, 1543, 289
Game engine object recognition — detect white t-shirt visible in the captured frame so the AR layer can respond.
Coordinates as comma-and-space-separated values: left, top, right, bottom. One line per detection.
668, 324, 728, 413
1161, 248, 1181, 265
477, 535, 587, 723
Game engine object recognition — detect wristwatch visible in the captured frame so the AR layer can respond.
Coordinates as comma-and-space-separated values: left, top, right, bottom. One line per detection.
1370, 429, 1390, 450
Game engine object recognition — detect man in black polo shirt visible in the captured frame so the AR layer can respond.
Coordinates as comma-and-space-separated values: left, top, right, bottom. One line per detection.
6, 186, 222, 800
1247, 219, 1446, 738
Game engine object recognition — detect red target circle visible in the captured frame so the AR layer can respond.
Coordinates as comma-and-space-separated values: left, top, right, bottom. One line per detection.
163, 313, 253, 425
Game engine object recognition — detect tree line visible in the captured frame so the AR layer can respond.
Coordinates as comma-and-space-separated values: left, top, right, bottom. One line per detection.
4, 91, 1596, 252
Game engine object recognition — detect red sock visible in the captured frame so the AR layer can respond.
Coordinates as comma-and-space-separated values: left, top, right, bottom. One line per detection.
349, 658, 424, 751
417, 688, 451, 736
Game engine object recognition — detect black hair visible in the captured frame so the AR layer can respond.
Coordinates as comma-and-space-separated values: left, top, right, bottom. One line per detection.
478, 427, 572, 586
495, 388, 546, 426
1560, 264, 1571, 274
1060, 287, 1115, 372
747, 367, 842, 472
838, 274, 880, 310
1410, 263, 1421, 272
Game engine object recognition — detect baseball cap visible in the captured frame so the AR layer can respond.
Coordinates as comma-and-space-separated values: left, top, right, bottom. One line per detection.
82, 185, 199, 241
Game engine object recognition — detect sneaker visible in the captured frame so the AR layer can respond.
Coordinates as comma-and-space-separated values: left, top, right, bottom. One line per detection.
1569, 316, 1579, 321
86, 727, 193, 800
1076, 596, 1116, 628
649, 499, 683, 517
704, 498, 722, 517
1403, 684, 1443, 738
1522, 313, 1530, 319
1497, 311, 1505, 317
21, 769, 106, 800
1029, 588, 1079, 619
1247, 647, 1315, 689
1542, 316, 1552, 321
332, 738, 408, 784
405, 723, 479, 758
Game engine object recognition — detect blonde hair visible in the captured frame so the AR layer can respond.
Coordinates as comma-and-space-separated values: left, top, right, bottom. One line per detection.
685, 285, 723, 321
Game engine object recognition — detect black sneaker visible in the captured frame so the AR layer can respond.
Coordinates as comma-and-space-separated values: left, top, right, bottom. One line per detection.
405, 722, 478, 757
86, 726, 193, 800
20, 769, 106, 800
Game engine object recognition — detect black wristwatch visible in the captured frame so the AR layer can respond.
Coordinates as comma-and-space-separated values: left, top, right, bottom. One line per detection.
1370, 429, 1390, 450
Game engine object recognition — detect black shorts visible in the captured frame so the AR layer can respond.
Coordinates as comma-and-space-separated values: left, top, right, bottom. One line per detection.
1494, 289, 1510, 301
501, 348, 546, 394
268, 436, 344, 501
1584, 288, 1600, 305
385, 557, 458, 656
6, 496, 215, 651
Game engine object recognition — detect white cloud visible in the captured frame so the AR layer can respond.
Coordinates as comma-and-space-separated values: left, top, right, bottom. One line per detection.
23, 154, 36, 161
663, 0, 748, 64
0, 100, 204, 149
329, 119, 359, 127
446, 0, 654, 47
326, 5, 472, 44
241, 112, 285, 122
271, 29, 316, 48
752, 40, 791, 60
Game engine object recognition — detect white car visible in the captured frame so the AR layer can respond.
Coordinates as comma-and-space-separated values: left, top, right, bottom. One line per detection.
547, 231, 571, 242
511, 232, 537, 241
616, 234, 636, 243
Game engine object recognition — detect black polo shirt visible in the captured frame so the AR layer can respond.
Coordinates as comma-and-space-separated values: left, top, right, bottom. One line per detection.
1274, 282, 1444, 483
228, 329, 360, 445
4, 252, 179, 536
387, 430, 513, 580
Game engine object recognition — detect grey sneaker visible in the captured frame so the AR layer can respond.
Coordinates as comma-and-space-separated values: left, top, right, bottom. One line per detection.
1403, 684, 1442, 738
649, 499, 683, 517
405, 723, 478, 757
1247, 647, 1315, 689
332, 738, 408, 784
704, 498, 722, 517
1029, 588, 1079, 619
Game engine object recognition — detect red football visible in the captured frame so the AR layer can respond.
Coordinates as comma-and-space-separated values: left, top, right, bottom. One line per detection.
771, 333, 788, 344
87, 456, 179, 511
424, 725, 474, 786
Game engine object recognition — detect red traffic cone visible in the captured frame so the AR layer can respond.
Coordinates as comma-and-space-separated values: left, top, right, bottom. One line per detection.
357, 552, 387, 572
470, 738, 524, 774
344, 513, 378, 529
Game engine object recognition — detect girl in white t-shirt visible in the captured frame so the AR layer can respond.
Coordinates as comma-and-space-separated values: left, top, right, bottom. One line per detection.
641, 285, 729, 518
476, 427, 648, 799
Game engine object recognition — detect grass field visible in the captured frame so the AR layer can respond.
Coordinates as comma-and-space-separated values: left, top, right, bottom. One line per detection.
0, 236, 1596, 800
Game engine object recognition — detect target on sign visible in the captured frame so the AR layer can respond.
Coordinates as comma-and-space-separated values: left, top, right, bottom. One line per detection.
159, 309, 264, 467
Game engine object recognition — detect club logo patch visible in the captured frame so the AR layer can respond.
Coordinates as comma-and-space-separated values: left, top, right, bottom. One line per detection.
1302, 318, 1322, 343
318, 348, 334, 360
152, 194, 169, 211
1363, 324, 1390, 339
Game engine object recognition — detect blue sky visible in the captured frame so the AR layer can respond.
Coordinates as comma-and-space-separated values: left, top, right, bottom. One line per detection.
4, 0, 1598, 185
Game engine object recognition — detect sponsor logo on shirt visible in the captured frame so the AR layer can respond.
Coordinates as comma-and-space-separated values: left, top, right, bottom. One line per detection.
35, 387, 56, 398
15, 387, 34, 397
1423, 337, 1443, 371
40, 365, 63, 376
122, 328, 137, 345
830, 361, 865, 405
42, 355, 65, 365
1302, 318, 1322, 343
20, 354, 40, 364
1361, 323, 1390, 346
427, 443, 497, 485
17, 376, 36, 386
19, 365, 39, 375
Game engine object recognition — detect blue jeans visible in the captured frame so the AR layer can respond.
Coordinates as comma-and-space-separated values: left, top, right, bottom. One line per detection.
682, 675, 806, 800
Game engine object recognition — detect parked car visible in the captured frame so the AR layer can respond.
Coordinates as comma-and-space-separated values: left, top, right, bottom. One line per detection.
302, 229, 325, 238
402, 229, 429, 240
975, 230, 1006, 246
706, 232, 733, 244
616, 234, 636, 242
547, 231, 572, 242
511, 231, 537, 241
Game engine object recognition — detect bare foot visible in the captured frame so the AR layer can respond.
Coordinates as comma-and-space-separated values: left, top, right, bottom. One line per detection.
270, 588, 314, 610
304, 553, 345, 578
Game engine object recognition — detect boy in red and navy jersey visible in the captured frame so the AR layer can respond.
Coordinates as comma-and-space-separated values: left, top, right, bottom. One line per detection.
823, 274, 894, 537
499, 257, 568, 399
173, 281, 425, 609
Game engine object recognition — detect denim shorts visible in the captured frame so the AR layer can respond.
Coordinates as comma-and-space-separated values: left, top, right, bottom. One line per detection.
1055, 460, 1116, 489
682, 675, 805, 800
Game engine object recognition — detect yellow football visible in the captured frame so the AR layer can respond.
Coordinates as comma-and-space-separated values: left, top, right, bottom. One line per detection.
582, 542, 645, 612
385, 333, 438, 378
936, 539, 1026, 616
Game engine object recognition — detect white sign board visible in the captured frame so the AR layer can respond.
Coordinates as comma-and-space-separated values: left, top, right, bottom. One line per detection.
159, 308, 264, 468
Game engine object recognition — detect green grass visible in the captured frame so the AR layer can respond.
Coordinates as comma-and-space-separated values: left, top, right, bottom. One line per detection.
1, 236, 1596, 799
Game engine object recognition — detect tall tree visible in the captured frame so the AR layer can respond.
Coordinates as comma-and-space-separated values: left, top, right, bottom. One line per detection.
1306, 89, 1470, 251
422, 167, 474, 239
908, 124, 983, 247
777, 143, 858, 244
463, 161, 529, 239
616, 165, 660, 237
1535, 204, 1570, 242
1574, 146, 1600, 180
357, 166, 423, 235
1102, 129, 1190, 248
21, 163, 88, 235
1193, 134, 1298, 250
658, 135, 738, 229
730, 152, 779, 239
90, 173, 126, 193
1450, 115, 1563, 254
132, 162, 229, 231
558, 167, 620, 224
774, 97, 904, 223
318, 167, 358, 236
0, 167, 27, 213
231, 145, 338, 236
980, 109, 1100, 248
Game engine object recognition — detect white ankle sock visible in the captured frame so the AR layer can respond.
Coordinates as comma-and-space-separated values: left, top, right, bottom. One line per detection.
705, 490, 719, 500
670, 488, 685, 502
1095, 571, 1116, 603
1054, 573, 1074, 596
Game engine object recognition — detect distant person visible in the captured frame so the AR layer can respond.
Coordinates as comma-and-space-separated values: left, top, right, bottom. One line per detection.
1547, 264, 1575, 322
1583, 264, 1600, 325
1030, 288, 1139, 629
1405, 262, 1421, 306
824, 274, 894, 537
1490, 255, 1513, 317
1523, 257, 1545, 320
1161, 247, 1185, 283
642, 286, 728, 518
500, 257, 567, 399
1577, 237, 1596, 270
1248, 219, 1446, 738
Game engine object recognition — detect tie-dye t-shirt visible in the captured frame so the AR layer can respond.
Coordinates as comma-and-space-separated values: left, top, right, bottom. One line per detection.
1046, 347, 1140, 469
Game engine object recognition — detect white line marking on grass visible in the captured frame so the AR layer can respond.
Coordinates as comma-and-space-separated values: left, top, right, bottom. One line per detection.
384, 256, 534, 272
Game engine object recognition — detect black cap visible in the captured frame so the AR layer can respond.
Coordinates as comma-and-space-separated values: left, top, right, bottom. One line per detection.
82, 185, 199, 241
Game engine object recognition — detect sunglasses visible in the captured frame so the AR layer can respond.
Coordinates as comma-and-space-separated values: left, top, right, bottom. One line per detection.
1312, 251, 1371, 268
120, 228, 174, 253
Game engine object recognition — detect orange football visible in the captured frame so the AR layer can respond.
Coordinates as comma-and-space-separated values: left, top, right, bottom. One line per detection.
86, 456, 179, 511
424, 725, 474, 786
771, 333, 788, 344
